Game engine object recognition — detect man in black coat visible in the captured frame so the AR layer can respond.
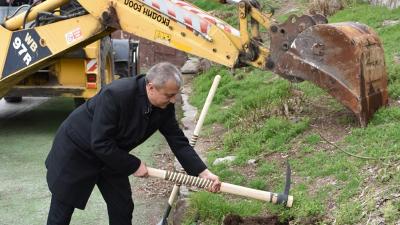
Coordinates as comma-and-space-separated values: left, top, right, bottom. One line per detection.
45, 62, 221, 225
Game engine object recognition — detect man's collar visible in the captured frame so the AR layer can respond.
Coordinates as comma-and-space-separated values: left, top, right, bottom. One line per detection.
137, 75, 153, 116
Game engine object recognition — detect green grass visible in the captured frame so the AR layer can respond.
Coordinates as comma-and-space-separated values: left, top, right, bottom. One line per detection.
304, 134, 321, 145
190, 66, 291, 127
335, 201, 363, 225
189, 0, 238, 26
183, 2, 400, 224
189, 0, 279, 27
205, 164, 246, 185
382, 201, 400, 224
257, 161, 278, 176
222, 117, 309, 164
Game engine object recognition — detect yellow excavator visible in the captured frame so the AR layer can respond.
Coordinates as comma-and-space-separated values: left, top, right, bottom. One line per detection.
0, 0, 388, 125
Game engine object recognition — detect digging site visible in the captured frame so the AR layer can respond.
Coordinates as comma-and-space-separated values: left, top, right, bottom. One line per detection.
158, 1, 400, 224
0, 0, 399, 225
136, 0, 400, 221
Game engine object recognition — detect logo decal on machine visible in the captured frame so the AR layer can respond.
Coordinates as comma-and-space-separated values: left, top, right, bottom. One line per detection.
154, 30, 171, 44
65, 28, 83, 45
124, 0, 171, 27
2, 29, 51, 78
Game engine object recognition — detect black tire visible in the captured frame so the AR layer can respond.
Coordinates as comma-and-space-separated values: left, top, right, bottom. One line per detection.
74, 98, 85, 108
4, 96, 22, 103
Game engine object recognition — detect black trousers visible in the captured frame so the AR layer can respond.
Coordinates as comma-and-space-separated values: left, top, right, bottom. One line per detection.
47, 174, 134, 225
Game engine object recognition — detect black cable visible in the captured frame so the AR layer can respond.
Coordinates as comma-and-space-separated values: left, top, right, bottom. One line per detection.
36, 9, 86, 25
5, 4, 30, 20
20, 0, 86, 28
22, 0, 40, 29
318, 132, 400, 161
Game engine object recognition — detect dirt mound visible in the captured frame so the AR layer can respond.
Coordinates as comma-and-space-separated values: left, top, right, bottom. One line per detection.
222, 214, 288, 225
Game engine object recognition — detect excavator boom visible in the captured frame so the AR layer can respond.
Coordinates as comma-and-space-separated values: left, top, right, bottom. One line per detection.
0, 0, 388, 125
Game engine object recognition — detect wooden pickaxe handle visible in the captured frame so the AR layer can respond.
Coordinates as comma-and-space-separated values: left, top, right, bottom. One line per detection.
158, 75, 222, 225
147, 167, 294, 207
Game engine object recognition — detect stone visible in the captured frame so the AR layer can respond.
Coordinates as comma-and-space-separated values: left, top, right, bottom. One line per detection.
181, 57, 201, 74
212, 156, 236, 166
382, 20, 400, 26
394, 53, 400, 65
179, 185, 190, 197
247, 159, 257, 166
199, 58, 212, 72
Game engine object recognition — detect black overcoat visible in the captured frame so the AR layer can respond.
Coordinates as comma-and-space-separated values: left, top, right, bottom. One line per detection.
45, 75, 207, 209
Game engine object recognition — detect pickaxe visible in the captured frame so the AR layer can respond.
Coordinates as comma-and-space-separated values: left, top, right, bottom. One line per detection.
148, 164, 293, 207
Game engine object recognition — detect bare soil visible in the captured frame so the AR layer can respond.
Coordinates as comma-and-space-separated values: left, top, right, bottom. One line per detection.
131, 148, 176, 225
222, 214, 287, 225
133, 151, 175, 199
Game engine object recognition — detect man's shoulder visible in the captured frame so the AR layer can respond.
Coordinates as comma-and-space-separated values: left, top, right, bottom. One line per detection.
108, 77, 136, 90
105, 76, 144, 96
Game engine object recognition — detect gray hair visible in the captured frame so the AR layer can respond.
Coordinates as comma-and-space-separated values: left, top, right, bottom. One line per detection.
145, 62, 182, 88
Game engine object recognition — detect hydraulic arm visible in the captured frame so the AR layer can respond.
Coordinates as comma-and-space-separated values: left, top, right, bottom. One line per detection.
0, 0, 388, 125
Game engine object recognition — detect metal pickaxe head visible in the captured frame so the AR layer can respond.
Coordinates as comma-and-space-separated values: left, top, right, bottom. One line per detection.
273, 161, 292, 207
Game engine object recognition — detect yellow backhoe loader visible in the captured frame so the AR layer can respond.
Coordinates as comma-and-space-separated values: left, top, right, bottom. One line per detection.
0, 0, 388, 125
0, 0, 139, 106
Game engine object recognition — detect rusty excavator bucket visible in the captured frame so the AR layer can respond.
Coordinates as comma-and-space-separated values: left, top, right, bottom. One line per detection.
268, 15, 388, 126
